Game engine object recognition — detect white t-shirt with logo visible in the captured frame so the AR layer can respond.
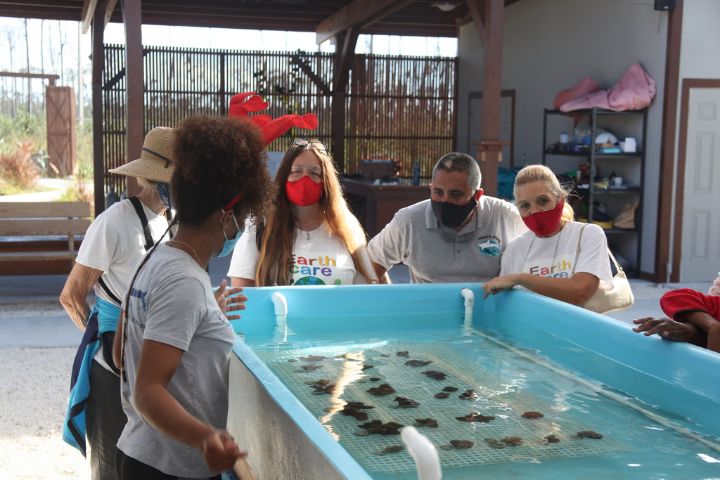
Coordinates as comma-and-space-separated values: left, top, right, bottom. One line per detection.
500, 221, 613, 288
228, 217, 367, 285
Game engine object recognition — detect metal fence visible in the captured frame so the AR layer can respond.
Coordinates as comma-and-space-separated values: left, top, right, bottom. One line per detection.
102, 44, 456, 196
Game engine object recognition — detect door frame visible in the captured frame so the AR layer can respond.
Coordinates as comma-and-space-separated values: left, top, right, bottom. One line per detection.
466, 89, 516, 166
671, 78, 720, 282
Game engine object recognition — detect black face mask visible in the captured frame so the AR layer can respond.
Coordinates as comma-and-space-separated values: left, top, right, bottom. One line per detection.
431, 197, 478, 229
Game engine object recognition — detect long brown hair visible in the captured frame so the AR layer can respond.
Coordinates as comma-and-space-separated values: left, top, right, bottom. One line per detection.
255, 140, 372, 285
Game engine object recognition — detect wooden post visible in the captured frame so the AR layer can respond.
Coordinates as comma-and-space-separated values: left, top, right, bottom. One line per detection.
123, 0, 142, 196
467, 0, 504, 196
91, 0, 107, 216
658, 0, 683, 282
331, 28, 358, 175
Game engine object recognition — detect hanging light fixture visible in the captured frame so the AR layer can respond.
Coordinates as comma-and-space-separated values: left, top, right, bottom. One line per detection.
431, 1, 460, 12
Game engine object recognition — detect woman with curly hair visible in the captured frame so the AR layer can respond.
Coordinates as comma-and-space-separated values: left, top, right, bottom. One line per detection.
228, 138, 378, 286
112, 115, 274, 479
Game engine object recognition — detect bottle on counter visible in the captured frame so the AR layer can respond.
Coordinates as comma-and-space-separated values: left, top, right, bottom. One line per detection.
412, 160, 421, 186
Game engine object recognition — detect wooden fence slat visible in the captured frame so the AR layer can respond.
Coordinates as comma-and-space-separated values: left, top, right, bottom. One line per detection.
0, 219, 91, 236
102, 45, 455, 187
0, 201, 91, 218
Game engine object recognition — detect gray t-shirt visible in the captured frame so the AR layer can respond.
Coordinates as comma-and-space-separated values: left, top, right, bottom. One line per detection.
367, 197, 526, 283
117, 244, 235, 478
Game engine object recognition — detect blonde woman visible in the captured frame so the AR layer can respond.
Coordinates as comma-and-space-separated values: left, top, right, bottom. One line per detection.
484, 164, 612, 307
229, 138, 377, 286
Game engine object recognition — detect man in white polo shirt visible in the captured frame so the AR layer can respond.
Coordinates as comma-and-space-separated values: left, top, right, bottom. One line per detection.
368, 152, 526, 283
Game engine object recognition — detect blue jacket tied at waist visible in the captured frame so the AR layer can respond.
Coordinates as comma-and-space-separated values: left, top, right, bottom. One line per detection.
62, 297, 121, 455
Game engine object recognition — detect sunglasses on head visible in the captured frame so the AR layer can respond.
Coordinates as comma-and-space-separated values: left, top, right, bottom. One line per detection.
292, 138, 328, 152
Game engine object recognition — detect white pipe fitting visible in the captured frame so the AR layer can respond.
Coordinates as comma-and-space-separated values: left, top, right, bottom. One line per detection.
271, 292, 288, 343
460, 288, 474, 335
401, 426, 442, 480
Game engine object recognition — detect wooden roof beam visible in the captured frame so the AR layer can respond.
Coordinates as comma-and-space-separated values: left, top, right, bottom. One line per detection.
80, 0, 117, 33
466, 0, 488, 45
316, 0, 416, 45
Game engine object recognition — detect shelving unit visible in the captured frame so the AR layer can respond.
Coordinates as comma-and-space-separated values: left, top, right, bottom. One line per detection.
542, 108, 647, 274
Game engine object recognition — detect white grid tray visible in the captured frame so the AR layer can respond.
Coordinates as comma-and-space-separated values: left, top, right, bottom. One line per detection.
256, 341, 624, 475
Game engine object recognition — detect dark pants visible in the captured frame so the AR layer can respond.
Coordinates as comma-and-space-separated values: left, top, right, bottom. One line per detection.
87, 359, 126, 480
116, 449, 221, 480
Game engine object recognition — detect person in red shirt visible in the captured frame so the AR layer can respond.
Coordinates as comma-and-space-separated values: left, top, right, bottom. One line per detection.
633, 288, 720, 353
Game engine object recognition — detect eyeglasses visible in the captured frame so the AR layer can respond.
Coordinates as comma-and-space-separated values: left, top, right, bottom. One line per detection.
292, 138, 328, 153
288, 166, 323, 182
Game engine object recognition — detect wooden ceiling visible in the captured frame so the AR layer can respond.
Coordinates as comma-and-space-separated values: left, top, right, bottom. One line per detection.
0, 0, 479, 37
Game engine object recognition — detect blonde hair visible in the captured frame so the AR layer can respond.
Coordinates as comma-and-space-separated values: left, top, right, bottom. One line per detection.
514, 164, 574, 223
255, 140, 372, 285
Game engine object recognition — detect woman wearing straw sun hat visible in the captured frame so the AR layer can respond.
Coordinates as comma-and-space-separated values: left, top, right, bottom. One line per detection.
60, 126, 179, 480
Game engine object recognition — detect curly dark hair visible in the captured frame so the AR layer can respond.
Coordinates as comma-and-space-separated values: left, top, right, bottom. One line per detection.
171, 115, 275, 226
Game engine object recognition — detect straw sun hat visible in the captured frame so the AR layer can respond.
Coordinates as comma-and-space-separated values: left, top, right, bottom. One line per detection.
109, 127, 175, 183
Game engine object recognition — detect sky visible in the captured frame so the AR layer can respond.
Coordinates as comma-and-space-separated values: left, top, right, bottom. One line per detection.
0, 16, 457, 112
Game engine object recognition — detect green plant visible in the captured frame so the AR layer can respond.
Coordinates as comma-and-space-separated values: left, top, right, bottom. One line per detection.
0, 112, 47, 155
0, 142, 40, 190
76, 119, 93, 165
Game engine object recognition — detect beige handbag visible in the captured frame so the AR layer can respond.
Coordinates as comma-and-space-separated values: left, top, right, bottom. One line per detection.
574, 225, 634, 314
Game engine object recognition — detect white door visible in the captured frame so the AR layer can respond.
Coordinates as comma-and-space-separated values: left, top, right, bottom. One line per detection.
680, 88, 720, 281
467, 93, 514, 166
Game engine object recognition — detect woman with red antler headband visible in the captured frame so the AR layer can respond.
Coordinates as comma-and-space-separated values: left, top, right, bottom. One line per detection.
226, 92, 379, 287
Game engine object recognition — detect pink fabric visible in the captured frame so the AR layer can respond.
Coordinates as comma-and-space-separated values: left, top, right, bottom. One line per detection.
553, 77, 600, 110
559, 64, 656, 112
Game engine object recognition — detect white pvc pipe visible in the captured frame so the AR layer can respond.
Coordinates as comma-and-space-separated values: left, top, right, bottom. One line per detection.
460, 288, 474, 335
400, 426, 442, 480
271, 291, 288, 343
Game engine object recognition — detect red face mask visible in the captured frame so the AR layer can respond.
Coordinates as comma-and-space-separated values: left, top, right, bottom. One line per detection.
285, 176, 323, 206
522, 201, 564, 237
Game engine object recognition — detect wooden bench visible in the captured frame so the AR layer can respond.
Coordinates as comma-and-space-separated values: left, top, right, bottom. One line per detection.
0, 201, 92, 267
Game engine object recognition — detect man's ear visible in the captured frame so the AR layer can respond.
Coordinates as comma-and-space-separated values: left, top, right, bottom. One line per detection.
474, 188, 484, 200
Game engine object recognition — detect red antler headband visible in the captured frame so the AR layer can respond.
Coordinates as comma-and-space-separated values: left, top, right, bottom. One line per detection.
228, 92, 319, 146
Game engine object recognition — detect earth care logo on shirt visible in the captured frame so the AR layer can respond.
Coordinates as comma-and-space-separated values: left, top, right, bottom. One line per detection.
478, 235, 501, 257
291, 253, 342, 285
525, 257, 573, 278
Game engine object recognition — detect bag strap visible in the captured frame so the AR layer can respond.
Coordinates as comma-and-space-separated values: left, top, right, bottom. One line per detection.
607, 248, 625, 274
129, 196, 155, 252
97, 277, 122, 306
573, 223, 624, 275
571, 224, 588, 275
164, 209, 174, 239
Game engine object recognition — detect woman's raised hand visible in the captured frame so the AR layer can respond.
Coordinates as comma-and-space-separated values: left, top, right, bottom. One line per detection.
215, 279, 247, 320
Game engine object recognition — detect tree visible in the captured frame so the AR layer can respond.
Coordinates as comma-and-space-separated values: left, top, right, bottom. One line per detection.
24, 19, 31, 113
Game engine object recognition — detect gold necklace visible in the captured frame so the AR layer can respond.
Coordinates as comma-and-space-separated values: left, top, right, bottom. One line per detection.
168, 239, 202, 265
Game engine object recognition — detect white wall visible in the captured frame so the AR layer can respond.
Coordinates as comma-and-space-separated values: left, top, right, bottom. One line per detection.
678, 0, 720, 79
458, 0, 668, 274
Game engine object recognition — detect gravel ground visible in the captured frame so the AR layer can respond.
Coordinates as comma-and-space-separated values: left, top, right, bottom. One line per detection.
0, 347, 89, 479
